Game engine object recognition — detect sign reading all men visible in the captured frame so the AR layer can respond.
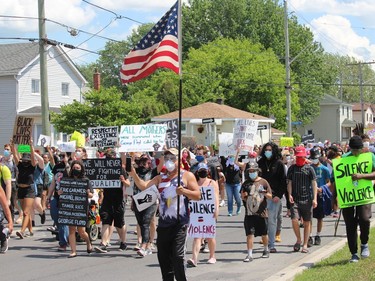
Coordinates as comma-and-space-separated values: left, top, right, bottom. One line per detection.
13, 116, 34, 144
88, 126, 118, 148
332, 152, 375, 208
58, 178, 89, 226
83, 158, 122, 188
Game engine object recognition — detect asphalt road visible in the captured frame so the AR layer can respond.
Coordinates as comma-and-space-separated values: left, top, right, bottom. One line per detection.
1, 201, 364, 281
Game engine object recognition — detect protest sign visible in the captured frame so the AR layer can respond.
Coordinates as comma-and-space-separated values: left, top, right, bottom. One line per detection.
159, 119, 178, 148
17, 144, 31, 153
118, 124, 167, 152
57, 141, 76, 152
188, 186, 216, 239
218, 132, 235, 157
57, 178, 89, 226
37, 134, 51, 147
83, 158, 122, 188
88, 126, 118, 148
133, 185, 158, 212
70, 131, 85, 148
280, 137, 294, 147
332, 152, 375, 208
12, 116, 33, 145
233, 119, 259, 151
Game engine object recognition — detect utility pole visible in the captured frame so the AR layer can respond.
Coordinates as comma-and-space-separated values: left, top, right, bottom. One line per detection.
284, 0, 292, 137
38, 0, 51, 137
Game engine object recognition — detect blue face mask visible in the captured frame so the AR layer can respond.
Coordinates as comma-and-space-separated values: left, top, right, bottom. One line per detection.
264, 151, 272, 159
196, 155, 205, 162
3, 150, 10, 158
249, 172, 258, 180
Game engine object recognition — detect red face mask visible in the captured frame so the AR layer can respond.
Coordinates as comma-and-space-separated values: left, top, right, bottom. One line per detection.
296, 157, 306, 167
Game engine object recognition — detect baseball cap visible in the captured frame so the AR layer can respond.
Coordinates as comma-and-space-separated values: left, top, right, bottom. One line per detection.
247, 161, 259, 171
197, 163, 208, 170
294, 146, 307, 157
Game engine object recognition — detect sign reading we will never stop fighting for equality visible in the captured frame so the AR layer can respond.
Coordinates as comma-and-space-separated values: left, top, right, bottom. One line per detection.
333, 152, 375, 208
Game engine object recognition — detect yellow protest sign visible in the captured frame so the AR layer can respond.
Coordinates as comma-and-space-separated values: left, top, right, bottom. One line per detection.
332, 152, 375, 208
70, 131, 85, 148
280, 137, 294, 147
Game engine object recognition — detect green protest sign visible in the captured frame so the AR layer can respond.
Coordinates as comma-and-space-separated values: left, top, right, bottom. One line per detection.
333, 152, 375, 208
18, 144, 31, 153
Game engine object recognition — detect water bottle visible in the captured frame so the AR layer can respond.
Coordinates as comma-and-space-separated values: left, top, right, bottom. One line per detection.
2, 227, 10, 239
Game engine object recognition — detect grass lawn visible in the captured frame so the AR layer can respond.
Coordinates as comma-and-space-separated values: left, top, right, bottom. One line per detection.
294, 227, 375, 281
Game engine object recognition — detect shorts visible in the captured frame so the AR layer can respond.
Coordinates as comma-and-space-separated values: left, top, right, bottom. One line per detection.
290, 201, 312, 222
100, 196, 125, 228
313, 197, 324, 219
244, 215, 268, 237
36, 184, 44, 198
17, 186, 35, 199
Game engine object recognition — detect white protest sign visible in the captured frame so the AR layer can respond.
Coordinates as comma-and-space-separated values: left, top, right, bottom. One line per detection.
133, 185, 158, 212
118, 124, 167, 152
233, 119, 259, 151
188, 186, 216, 239
57, 141, 76, 152
88, 126, 118, 148
37, 134, 51, 147
218, 132, 235, 157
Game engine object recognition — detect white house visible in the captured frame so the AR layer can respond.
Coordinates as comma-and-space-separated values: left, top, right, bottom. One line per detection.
0, 42, 87, 146
352, 103, 374, 127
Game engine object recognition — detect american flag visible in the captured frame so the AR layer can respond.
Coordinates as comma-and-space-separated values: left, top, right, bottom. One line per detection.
120, 1, 179, 84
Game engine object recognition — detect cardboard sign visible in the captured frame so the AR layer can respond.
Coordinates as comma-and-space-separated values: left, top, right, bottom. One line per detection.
83, 158, 122, 188
13, 116, 34, 145
332, 153, 375, 208
280, 137, 294, 147
218, 132, 235, 157
188, 186, 216, 239
160, 119, 179, 149
57, 141, 76, 152
70, 131, 85, 148
18, 144, 31, 153
57, 178, 89, 226
118, 124, 167, 152
88, 126, 118, 148
133, 185, 158, 212
233, 119, 259, 151
37, 134, 51, 147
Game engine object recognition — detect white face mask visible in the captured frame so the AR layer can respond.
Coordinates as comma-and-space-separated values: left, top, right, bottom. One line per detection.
363, 141, 370, 148
312, 159, 319, 164
165, 160, 176, 172
75, 152, 82, 159
286, 156, 291, 161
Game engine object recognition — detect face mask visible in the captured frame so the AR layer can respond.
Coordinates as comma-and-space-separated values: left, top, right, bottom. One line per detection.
165, 160, 176, 172
264, 151, 272, 159
286, 156, 291, 161
363, 142, 370, 148
197, 169, 208, 178
196, 155, 205, 163
206, 152, 211, 157
72, 169, 81, 177
75, 152, 82, 159
312, 159, 319, 165
249, 172, 258, 180
296, 157, 305, 167
3, 150, 10, 158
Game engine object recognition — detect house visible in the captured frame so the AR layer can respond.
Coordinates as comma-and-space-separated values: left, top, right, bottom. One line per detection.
151, 99, 275, 147
0, 42, 87, 146
297, 94, 356, 143
352, 103, 374, 127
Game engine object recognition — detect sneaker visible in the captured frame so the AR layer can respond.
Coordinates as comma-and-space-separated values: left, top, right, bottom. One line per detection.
94, 243, 108, 253
228, 213, 232, 217
57, 246, 67, 252
361, 244, 370, 258
0, 238, 9, 253
119, 242, 128, 251
236, 208, 241, 215
187, 258, 197, 267
349, 254, 360, 263
16, 231, 24, 239
275, 235, 282, 243
243, 255, 253, 262
149, 242, 156, 251
314, 235, 321, 246
262, 250, 270, 258
202, 246, 209, 253
39, 211, 46, 225
307, 237, 313, 248
269, 248, 277, 253
332, 211, 339, 218
133, 243, 141, 251
219, 200, 226, 207
47, 226, 57, 232
207, 257, 216, 264
137, 248, 152, 257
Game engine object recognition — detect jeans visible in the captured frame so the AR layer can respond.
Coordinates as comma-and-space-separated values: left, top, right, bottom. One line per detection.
134, 203, 157, 244
225, 183, 241, 215
157, 224, 188, 281
267, 199, 282, 249
50, 197, 69, 247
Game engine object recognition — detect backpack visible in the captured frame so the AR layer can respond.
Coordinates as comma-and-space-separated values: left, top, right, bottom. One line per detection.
245, 181, 268, 217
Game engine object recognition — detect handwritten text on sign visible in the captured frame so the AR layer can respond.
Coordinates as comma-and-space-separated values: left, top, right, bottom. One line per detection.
83, 158, 122, 188
233, 119, 259, 150
188, 186, 216, 238
119, 124, 167, 152
88, 126, 118, 148
13, 117, 34, 145
58, 178, 89, 226
332, 152, 375, 208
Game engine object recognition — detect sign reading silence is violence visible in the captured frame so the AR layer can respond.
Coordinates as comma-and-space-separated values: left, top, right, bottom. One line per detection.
332, 152, 375, 208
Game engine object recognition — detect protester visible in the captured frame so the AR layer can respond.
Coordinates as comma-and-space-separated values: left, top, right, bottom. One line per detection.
31, 150, 45, 226
240, 162, 272, 262
287, 146, 318, 253
217, 166, 226, 207
0, 180, 13, 253
224, 154, 242, 216
129, 148, 200, 281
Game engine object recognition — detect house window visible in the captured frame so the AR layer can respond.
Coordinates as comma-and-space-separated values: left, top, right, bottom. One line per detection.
32, 79, 40, 93
62, 83, 69, 96
307, 129, 313, 135
181, 123, 187, 134
342, 127, 351, 139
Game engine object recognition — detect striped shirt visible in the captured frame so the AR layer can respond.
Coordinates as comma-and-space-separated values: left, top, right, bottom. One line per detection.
287, 164, 316, 203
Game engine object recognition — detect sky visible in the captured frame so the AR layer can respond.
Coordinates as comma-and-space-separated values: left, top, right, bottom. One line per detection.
0, 0, 374, 66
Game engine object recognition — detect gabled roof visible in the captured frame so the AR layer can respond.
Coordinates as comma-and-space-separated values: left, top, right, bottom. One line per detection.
352, 103, 374, 112
0, 42, 40, 76
18, 106, 61, 116
152, 102, 275, 123
320, 94, 351, 106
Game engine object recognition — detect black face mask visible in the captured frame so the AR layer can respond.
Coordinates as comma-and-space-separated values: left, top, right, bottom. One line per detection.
138, 166, 151, 175
72, 169, 81, 177
197, 170, 208, 179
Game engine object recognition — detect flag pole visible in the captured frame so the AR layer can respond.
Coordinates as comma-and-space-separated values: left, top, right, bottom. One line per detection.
177, 0, 182, 223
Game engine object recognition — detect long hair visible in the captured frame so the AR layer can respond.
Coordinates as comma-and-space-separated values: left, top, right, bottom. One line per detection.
69, 160, 85, 178
260, 142, 281, 160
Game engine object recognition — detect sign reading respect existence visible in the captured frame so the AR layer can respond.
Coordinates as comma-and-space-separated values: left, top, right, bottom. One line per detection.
118, 124, 167, 152
58, 178, 89, 227
13, 116, 34, 145
233, 119, 259, 151
332, 152, 375, 208
188, 186, 216, 239
88, 126, 119, 148
83, 158, 122, 188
